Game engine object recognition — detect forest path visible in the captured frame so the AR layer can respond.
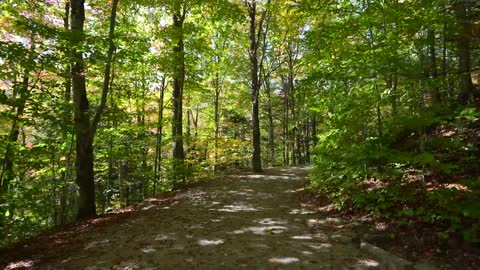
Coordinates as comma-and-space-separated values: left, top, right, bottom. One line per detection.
8, 167, 382, 269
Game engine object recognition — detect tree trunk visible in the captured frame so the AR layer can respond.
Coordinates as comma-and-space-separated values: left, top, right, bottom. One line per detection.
375, 81, 383, 144
427, 29, 441, 103
247, 1, 263, 173
63, 1, 72, 102
265, 77, 275, 165
119, 160, 128, 208
154, 77, 166, 195
59, 0, 72, 225
60, 133, 74, 224
139, 76, 147, 199
311, 116, 318, 147
172, 11, 186, 183
186, 105, 192, 156
304, 118, 311, 164
71, 0, 119, 219
288, 58, 297, 166
442, 18, 451, 99
283, 76, 290, 166
71, 0, 95, 220
455, 2, 477, 104
214, 73, 220, 174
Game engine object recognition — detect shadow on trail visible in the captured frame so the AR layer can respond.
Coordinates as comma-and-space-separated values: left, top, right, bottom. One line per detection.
4, 167, 383, 270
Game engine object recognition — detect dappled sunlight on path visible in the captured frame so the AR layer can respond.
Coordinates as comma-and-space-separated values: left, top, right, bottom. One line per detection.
7, 167, 383, 269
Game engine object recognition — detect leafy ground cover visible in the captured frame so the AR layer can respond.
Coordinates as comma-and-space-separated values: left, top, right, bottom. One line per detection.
307, 111, 480, 269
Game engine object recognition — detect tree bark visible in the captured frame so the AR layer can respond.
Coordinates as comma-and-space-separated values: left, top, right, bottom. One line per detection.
214, 73, 220, 174
265, 76, 275, 165
63, 1, 72, 102
154, 77, 166, 195
288, 53, 297, 165
59, 0, 72, 225
427, 29, 441, 103
71, 0, 95, 219
442, 17, 451, 99
455, 1, 477, 104
305, 118, 311, 164
283, 76, 290, 166
172, 10, 186, 182
71, 0, 119, 219
247, 1, 263, 173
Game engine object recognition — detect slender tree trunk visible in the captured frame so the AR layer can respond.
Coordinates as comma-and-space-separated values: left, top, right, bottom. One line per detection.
105, 69, 117, 213
63, 1, 72, 102
186, 105, 192, 156
386, 73, 398, 116
172, 11, 186, 183
305, 118, 311, 164
119, 160, 128, 208
311, 116, 318, 147
139, 76, 147, 199
59, 0, 72, 225
265, 77, 275, 165
193, 105, 199, 144
283, 76, 290, 166
455, 2, 477, 104
154, 77, 166, 195
60, 132, 74, 224
51, 151, 58, 225
214, 73, 220, 174
289, 78, 296, 165
392, 73, 398, 115
375, 81, 383, 143
247, 1, 263, 173
442, 17, 451, 99
427, 29, 441, 104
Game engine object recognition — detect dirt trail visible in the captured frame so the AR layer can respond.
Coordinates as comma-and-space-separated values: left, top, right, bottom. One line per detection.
4, 167, 382, 269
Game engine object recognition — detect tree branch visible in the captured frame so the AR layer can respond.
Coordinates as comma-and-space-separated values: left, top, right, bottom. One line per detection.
90, 0, 119, 140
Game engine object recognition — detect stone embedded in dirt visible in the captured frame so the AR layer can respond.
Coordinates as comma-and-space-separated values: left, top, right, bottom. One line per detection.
326, 217, 344, 224
84, 239, 110, 250
308, 243, 333, 250
306, 218, 328, 228
355, 259, 381, 268
140, 247, 156, 253
154, 234, 174, 241
289, 208, 316, 215
197, 239, 224, 246
291, 235, 314, 240
269, 257, 301, 264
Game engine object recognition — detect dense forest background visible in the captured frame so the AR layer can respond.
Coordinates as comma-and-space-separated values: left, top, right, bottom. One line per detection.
0, 0, 479, 247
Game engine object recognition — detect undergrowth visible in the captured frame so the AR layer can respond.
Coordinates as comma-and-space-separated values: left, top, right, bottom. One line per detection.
309, 106, 480, 243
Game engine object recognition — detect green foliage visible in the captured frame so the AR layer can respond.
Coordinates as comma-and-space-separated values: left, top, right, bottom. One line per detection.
305, 0, 480, 243
1, 0, 478, 249
457, 107, 480, 122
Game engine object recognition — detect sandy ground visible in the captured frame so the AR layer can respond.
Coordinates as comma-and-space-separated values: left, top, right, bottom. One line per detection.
3, 167, 383, 270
